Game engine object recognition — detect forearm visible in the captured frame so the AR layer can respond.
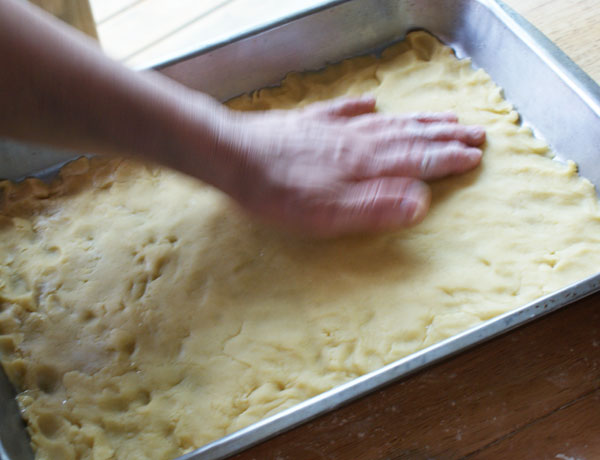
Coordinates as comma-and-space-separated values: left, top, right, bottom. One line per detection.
0, 0, 227, 180
0, 0, 486, 237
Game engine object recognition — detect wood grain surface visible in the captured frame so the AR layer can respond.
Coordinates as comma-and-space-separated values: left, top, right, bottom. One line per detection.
29, 0, 97, 39
503, 0, 599, 81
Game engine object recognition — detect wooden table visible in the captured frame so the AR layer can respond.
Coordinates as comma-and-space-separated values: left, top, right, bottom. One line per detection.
504, 0, 599, 82
228, 1, 600, 458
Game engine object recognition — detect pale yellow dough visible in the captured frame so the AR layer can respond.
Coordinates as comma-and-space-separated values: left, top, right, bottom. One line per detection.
2, 32, 600, 460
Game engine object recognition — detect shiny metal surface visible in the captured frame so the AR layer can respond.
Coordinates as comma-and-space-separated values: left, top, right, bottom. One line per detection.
0, 366, 33, 460
0, 139, 77, 182
1, 0, 599, 459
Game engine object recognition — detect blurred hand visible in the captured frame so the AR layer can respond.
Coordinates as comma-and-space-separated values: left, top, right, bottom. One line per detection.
0, 1, 484, 238
212, 96, 485, 237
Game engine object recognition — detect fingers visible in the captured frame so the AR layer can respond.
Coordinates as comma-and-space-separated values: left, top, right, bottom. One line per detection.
348, 113, 485, 148
362, 120, 485, 147
364, 142, 483, 181
354, 118, 485, 180
414, 123, 486, 146
410, 112, 459, 123
307, 178, 431, 237
306, 96, 377, 118
240, 99, 486, 237
417, 144, 483, 179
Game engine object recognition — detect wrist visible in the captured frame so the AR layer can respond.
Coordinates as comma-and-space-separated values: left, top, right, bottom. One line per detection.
167, 91, 250, 194
141, 83, 231, 180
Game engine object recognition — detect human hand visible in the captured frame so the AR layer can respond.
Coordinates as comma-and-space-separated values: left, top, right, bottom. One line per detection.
210, 96, 485, 237
0, 0, 482, 238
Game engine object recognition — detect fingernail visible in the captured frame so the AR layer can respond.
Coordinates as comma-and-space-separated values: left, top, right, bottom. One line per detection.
467, 147, 483, 161
405, 182, 430, 224
469, 125, 486, 142
360, 94, 377, 107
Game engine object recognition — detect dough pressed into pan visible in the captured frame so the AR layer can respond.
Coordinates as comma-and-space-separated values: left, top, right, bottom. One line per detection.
1, 31, 600, 460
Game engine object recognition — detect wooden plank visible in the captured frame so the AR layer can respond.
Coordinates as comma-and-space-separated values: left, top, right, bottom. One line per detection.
89, 0, 142, 25
96, 0, 231, 62
468, 390, 600, 459
230, 294, 600, 459
30, 0, 98, 39
503, 0, 600, 81
123, 0, 326, 68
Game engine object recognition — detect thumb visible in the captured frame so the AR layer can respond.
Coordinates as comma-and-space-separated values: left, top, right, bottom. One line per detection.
309, 178, 431, 237
307, 96, 377, 118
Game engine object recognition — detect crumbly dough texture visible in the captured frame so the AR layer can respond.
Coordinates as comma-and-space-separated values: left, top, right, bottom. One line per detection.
2, 31, 600, 459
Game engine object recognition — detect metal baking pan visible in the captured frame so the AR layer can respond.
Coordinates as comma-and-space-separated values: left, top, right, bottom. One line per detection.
1, 0, 599, 459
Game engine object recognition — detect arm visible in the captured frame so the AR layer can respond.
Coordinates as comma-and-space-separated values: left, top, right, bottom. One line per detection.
0, 0, 222, 172
0, 0, 485, 237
